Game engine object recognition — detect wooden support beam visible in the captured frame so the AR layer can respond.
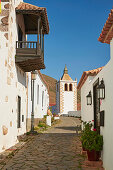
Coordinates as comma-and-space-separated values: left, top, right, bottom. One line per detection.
37, 17, 41, 48
40, 27, 42, 50
43, 34, 44, 52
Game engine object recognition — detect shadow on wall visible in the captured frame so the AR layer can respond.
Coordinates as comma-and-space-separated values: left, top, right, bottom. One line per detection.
16, 66, 26, 87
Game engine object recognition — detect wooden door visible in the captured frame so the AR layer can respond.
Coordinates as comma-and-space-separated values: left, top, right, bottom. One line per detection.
93, 79, 100, 133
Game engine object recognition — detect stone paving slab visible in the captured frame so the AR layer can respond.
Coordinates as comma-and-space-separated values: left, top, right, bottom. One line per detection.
1, 117, 104, 170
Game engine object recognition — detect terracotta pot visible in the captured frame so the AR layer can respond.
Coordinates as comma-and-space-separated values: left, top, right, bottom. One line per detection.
87, 150, 100, 161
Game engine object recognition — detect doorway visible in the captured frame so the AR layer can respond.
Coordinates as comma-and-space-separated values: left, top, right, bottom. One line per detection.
17, 96, 21, 128
93, 78, 100, 133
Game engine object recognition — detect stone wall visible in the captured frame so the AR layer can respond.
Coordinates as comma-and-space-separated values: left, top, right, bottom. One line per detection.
0, 0, 27, 153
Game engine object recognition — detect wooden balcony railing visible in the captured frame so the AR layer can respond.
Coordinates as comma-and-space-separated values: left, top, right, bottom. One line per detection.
16, 41, 44, 59
16, 41, 38, 49
15, 41, 45, 71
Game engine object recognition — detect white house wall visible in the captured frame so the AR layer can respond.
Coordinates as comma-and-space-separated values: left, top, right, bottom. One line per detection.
81, 76, 95, 122
0, 0, 27, 153
34, 72, 49, 118
27, 72, 49, 130
81, 38, 113, 170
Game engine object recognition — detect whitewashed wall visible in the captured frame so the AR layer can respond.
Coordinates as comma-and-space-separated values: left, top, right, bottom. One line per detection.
81, 76, 95, 122
27, 72, 49, 120
81, 38, 113, 170
0, 0, 27, 153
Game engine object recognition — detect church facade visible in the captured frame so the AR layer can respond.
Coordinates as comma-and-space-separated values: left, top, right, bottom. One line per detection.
56, 65, 77, 115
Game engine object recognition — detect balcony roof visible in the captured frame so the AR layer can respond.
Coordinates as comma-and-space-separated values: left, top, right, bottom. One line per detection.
98, 9, 113, 44
16, 2, 49, 34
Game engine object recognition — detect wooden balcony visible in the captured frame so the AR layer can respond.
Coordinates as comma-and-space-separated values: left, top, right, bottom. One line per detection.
16, 41, 45, 72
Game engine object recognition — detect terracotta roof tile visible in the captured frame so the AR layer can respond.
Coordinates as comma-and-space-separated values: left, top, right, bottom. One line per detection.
61, 73, 72, 81
98, 9, 113, 44
16, 2, 43, 10
16, 2, 49, 34
77, 67, 103, 90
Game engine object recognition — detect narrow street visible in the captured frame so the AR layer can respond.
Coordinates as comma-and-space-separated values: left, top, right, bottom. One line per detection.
3, 117, 85, 170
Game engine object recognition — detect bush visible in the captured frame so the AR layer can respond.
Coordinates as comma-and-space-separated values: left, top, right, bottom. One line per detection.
81, 122, 103, 151
83, 130, 103, 151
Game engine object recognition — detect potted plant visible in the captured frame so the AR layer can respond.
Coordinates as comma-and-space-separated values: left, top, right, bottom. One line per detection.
83, 129, 103, 161
81, 121, 93, 151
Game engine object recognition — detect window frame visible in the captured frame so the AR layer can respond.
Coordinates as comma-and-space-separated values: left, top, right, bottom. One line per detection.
69, 84, 73, 91
64, 83, 68, 91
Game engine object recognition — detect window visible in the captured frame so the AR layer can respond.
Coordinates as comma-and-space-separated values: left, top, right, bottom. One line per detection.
17, 96, 21, 128
64, 83, 68, 91
37, 85, 39, 104
22, 115, 24, 122
69, 84, 73, 91
42, 91, 44, 107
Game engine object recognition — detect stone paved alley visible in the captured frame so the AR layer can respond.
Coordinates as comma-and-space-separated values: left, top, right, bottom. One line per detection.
1, 117, 102, 170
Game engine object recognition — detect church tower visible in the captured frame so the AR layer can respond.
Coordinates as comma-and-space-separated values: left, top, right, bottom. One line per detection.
56, 65, 77, 115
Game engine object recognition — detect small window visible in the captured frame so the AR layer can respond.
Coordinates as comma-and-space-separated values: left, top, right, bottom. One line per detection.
65, 83, 68, 91
22, 115, 24, 122
69, 84, 73, 91
17, 96, 21, 128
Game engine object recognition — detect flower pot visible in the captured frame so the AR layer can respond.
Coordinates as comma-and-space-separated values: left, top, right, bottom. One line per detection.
87, 150, 100, 161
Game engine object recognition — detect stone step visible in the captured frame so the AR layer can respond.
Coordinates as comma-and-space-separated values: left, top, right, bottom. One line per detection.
82, 165, 104, 170
84, 160, 103, 167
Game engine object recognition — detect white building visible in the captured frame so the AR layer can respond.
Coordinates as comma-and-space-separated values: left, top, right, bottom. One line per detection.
78, 8, 113, 170
27, 71, 49, 131
0, 0, 49, 153
56, 65, 77, 115
77, 67, 103, 123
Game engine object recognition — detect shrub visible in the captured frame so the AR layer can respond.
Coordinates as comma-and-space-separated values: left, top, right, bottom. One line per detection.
81, 122, 103, 151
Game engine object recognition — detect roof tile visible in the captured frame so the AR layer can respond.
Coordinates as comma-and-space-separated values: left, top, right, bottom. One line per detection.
77, 67, 103, 90
16, 2, 49, 34
98, 9, 113, 44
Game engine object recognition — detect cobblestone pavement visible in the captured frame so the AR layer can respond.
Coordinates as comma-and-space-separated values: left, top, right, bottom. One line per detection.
2, 117, 85, 170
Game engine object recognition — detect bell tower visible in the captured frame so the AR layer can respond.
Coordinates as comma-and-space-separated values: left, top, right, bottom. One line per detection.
56, 65, 77, 114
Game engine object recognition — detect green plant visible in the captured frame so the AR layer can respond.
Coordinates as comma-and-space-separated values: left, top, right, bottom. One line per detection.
38, 122, 46, 128
83, 130, 103, 151
81, 122, 103, 151
44, 115, 47, 119
81, 121, 93, 147
53, 113, 56, 116
83, 121, 93, 132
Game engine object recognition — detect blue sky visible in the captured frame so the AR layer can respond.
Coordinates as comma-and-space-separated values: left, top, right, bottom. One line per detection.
25, 0, 112, 82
